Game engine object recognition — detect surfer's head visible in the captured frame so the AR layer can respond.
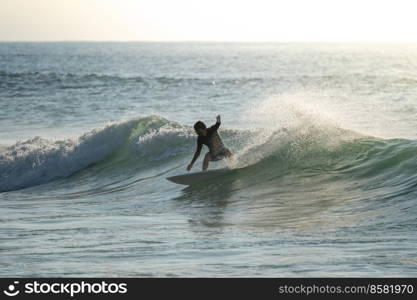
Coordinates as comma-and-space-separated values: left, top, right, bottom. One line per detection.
194, 121, 207, 136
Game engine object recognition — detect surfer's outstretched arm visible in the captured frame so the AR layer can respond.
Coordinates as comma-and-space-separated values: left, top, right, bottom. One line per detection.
208, 115, 221, 132
187, 142, 202, 171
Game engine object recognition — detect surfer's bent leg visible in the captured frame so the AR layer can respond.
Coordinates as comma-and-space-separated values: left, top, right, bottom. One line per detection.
224, 148, 232, 158
203, 152, 211, 171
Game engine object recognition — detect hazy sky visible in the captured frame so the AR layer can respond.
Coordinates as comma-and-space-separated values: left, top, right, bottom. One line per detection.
1, 0, 416, 42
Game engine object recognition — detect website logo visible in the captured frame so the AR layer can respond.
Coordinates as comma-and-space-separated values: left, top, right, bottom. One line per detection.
3, 281, 20, 297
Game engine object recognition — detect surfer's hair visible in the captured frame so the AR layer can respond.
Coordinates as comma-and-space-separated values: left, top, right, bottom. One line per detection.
194, 121, 206, 131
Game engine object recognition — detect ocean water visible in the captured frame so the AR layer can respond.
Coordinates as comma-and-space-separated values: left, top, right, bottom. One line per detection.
1, 42, 417, 277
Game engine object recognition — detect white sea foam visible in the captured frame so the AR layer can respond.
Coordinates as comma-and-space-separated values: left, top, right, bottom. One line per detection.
0, 119, 139, 192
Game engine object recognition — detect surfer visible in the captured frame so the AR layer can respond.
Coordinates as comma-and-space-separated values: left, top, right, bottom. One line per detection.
187, 115, 232, 171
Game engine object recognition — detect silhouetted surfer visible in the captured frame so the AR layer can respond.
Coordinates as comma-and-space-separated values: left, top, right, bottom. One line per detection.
187, 115, 232, 171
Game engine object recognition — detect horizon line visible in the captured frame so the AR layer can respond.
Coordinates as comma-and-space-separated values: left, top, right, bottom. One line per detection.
1, 40, 417, 44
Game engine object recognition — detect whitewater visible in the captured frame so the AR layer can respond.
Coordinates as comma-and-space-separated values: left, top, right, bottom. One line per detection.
1, 42, 417, 276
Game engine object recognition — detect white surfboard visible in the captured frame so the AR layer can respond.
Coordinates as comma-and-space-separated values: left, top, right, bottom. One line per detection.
167, 168, 231, 185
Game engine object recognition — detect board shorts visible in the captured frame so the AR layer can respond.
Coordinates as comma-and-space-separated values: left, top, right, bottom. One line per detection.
210, 148, 229, 161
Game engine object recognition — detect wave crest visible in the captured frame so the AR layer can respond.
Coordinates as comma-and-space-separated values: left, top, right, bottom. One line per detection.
0, 116, 163, 192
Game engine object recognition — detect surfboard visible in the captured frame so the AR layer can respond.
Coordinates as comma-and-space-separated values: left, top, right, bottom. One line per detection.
167, 168, 230, 185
